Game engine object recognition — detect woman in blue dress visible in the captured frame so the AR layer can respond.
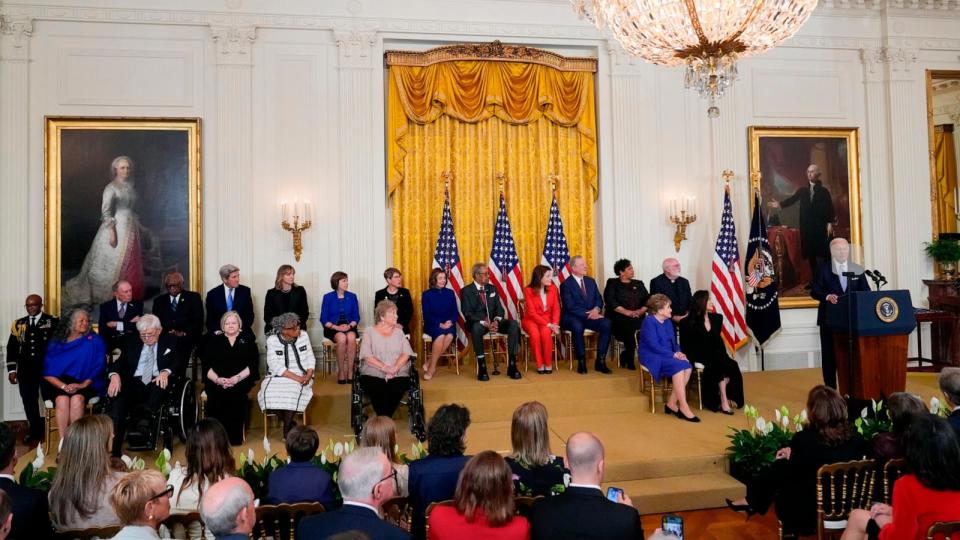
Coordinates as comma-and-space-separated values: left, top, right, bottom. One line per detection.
638, 293, 699, 422
420, 268, 458, 380
320, 271, 360, 385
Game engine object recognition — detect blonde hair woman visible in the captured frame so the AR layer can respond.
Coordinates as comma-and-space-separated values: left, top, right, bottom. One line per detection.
361, 416, 409, 496
110, 469, 173, 539
505, 401, 568, 497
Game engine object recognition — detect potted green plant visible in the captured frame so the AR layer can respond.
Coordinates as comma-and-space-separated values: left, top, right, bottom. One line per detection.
923, 237, 960, 279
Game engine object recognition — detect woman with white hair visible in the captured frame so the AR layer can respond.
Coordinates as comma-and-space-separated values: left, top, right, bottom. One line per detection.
203, 310, 259, 445
257, 312, 316, 437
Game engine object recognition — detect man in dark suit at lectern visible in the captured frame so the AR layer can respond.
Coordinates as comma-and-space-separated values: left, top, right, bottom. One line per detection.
811, 237, 870, 389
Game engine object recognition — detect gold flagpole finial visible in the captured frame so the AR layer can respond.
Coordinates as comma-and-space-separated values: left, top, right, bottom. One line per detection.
548, 173, 559, 192
441, 171, 453, 191
750, 171, 761, 193
496, 172, 506, 194
722, 169, 735, 183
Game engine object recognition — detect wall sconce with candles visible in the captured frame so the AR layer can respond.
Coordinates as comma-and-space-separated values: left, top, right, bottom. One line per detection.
281, 199, 312, 262
668, 194, 697, 252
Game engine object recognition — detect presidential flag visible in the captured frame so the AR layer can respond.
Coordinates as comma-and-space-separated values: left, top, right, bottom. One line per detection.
487, 193, 524, 320
745, 190, 782, 345
540, 193, 572, 289
432, 189, 469, 350
710, 186, 749, 351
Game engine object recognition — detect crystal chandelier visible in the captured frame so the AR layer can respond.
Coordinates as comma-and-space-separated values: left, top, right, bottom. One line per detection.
571, 0, 818, 117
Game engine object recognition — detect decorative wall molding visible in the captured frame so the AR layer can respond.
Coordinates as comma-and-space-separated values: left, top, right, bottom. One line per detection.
210, 24, 256, 65
859, 46, 919, 81
334, 30, 376, 70
385, 40, 597, 71
0, 15, 33, 61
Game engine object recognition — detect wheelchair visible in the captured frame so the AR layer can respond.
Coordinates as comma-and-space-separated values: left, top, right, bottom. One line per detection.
351, 355, 427, 442
111, 373, 199, 452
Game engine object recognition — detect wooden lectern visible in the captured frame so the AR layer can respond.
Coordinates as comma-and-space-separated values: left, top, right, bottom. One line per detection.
824, 290, 916, 400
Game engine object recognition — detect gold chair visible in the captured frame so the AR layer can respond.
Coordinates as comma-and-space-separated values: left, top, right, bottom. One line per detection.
42, 396, 101, 451
320, 334, 362, 380
816, 458, 877, 540
481, 332, 509, 375
928, 521, 960, 539
638, 361, 703, 413
561, 329, 597, 370
424, 499, 455, 536
254, 502, 325, 539
421, 307, 461, 374
53, 524, 123, 539
518, 299, 561, 373
262, 409, 308, 439
383, 496, 412, 532
514, 495, 544, 516
882, 457, 907, 504
163, 511, 206, 539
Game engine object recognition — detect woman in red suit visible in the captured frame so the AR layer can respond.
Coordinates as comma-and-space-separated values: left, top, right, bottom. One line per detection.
521, 265, 560, 374
428, 450, 531, 540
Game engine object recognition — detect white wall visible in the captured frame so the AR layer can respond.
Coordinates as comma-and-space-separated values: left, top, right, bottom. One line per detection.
2, 0, 959, 419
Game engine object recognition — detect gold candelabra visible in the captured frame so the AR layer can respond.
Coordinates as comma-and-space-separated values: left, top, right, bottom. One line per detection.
281, 200, 312, 262
668, 192, 697, 252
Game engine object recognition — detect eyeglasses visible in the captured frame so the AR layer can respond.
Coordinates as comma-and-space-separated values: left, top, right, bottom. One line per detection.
148, 484, 174, 501
371, 469, 398, 496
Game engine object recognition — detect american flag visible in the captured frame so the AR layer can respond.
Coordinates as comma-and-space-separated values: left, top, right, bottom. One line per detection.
487, 193, 525, 320
540, 193, 572, 289
710, 186, 749, 351
432, 189, 469, 350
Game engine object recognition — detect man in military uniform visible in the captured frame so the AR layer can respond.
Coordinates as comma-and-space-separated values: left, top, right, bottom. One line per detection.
5, 294, 58, 445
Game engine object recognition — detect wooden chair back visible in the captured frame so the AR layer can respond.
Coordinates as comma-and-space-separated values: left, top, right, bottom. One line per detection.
162, 511, 206, 539
53, 524, 123, 539
928, 521, 960, 539
816, 458, 877, 539
253, 502, 325, 540
514, 495, 543, 517
424, 499, 455, 536
882, 458, 907, 504
382, 496, 412, 532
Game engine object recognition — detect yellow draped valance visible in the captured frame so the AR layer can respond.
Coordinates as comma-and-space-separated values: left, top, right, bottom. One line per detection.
386, 44, 598, 196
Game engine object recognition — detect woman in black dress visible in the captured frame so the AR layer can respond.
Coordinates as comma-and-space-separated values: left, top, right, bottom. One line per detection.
263, 264, 309, 333
680, 290, 744, 413
203, 310, 260, 445
373, 267, 414, 336
603, 258, 650, 370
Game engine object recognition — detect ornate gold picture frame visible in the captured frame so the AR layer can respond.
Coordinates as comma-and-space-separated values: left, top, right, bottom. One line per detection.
748, 126, 862, 309
45, 117, 202, 318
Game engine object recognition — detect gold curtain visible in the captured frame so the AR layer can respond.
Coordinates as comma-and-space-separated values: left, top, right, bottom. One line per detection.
935, 124, 959, 234
386, 45, 598, 354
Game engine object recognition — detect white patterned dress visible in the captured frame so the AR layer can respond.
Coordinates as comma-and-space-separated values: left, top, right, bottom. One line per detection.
257, 331, 316, 412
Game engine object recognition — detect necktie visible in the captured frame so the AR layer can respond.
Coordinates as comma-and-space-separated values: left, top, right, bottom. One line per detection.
171, 296, 178, 312
142, 345, 156, 385
118, 303, 127, 318
29, 316, 35, 328
227, 288, 234, 311
479, 287, 487, 306
839, 266, 847, 292
580, 279, 587, 297
810, 185, 815, 203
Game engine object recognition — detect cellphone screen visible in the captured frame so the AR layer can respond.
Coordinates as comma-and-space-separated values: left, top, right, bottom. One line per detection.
606, 487, 623, 502
662, 515, 683, 539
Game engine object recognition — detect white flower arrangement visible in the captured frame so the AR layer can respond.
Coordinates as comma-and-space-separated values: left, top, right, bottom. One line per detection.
31, 444, 45, 470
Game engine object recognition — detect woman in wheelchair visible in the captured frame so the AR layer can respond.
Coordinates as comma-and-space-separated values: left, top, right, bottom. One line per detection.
359, 300, 415, 419
203, 310, 259, 445
257, 312, 316, 438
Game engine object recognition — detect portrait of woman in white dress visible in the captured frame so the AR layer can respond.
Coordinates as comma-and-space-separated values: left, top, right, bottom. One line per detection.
62, 155, 145, 310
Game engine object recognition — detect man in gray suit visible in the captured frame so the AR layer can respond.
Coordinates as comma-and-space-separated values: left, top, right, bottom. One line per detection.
460, 263, 521, 381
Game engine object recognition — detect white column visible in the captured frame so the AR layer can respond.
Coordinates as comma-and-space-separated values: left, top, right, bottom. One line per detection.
209, 25, 256, 289
0, 15, 32, 420
860, 48, 895, 277
335, 30, 384, 325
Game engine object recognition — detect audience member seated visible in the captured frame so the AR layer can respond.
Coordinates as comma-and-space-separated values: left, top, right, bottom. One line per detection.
506, 401, 567, 497
200, 477, 256, 540
98, 280, 144, 353
461, 263, 522, 381
151, 270, 203, 364
420, 269, 458, 380
203, 310, 259, 445
0, 422, 50, 539
870, 392, 926, 460
42, 308, 107, 445
0, 490, 11, 540
297, 447, 409, 540
264, 264, 310, 334
604, 259, 649, 371
267, 425, 336, 507
361, 416, 410, 497
639, 294, 698, 423
321, 271, 360, 385
49, 415, 125, 530
375, 267, 414, 336
841, 414, 960, 540
409, 404, 472, 540
107, 314, 182, 456
109, 469, 173, 539
649, 258, 692, 323
257, 313, 316, 438
428, 450, 531, 540
205, 264, 255, 337
169, 418, 235, 539
939, 367, 960, 435
559, 256, 613, 375
359, 300, 415, 418
529, 432, 643, 540
727, 385, 867, 536
521, 265, 561, 374
680, 290, 744, 414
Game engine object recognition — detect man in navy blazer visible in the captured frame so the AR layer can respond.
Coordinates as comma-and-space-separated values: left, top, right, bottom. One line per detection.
106, 314, 182, 456
98, 280, 144, 353
205, 264, 255, 336
560, 256, 612, 374
810, 238, 870, 389
266, 426, 337, 508
0, 423, 51, 540
152, 271, 203, 365
298, 447, 409, 540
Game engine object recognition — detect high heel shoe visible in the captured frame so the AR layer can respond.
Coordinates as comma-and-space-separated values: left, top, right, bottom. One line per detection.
721, 408, 735, 416
678, 412, 701, 423
664, 404, 679, 415
725, 498, 756, 519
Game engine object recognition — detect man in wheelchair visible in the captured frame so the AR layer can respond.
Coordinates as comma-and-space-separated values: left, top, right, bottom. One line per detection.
106, 314, 183, 456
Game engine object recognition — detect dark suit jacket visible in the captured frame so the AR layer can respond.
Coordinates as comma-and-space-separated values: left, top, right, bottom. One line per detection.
408, 454, 470, 539
297, 504, 409, 540
97, 299, 144, 349
266, 461, 336, 508
5, 313, 58, 377
948, 409, 960, 436
779, 181, 834, 258
649, 274, 692, 317
460, 283, 506, 326
205, 284, 255, 335
109, 333, 182, 382
263, 286, 310, 333
529, 486, 643, 540
0, 476, 52, 540
559, 276, 604, 323
810, 262, 871, 326
151, 290, 203, 346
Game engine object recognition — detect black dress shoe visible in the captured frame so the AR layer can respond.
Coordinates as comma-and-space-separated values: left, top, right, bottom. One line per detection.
721, 409, 735, 416
664, 404, 679, 415
725, 498, 756, 519
338, 379, 346, 385
595, 362, 612, 374
576, 359, 588, 374
678, 412, 701, 423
